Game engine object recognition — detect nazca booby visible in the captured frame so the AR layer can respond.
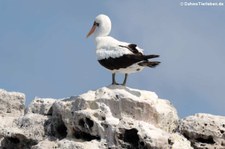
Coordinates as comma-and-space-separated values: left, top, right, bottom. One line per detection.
87, 14, 160, 86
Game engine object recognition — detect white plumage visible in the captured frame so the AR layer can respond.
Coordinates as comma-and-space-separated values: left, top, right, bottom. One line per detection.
95, 36, 143, 60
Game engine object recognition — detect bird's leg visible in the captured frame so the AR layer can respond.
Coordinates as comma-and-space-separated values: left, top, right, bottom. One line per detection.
112, 73, 119, 85
122, 73, 128, 86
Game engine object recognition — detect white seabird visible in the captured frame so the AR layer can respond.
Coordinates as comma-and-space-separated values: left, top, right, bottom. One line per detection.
87, 14, 160, 86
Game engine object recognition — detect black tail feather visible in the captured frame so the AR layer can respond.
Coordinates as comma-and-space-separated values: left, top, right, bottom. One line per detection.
139, 61, 160, 68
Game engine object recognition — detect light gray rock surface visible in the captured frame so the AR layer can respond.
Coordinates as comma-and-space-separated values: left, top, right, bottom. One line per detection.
26, 97, 56, 115
0, 89, 26, 148
0, 113, 49, 149
0, 89, 25, 116
48, 86, 185, 149
1, 87, 224, 149
31, 139, 107, 149
178, 113, 225, 149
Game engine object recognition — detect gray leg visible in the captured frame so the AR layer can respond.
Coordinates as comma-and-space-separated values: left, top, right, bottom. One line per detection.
112, 73, 118, 85
122, 73, 128, 86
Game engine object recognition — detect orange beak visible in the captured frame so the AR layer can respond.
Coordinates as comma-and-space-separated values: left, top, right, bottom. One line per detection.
86, 24, 97, 38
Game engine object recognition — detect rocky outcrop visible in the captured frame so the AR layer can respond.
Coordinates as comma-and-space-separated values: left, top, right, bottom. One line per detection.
0, 89, 25, 116
0, 87, 224, 149
178, 113, 225, 149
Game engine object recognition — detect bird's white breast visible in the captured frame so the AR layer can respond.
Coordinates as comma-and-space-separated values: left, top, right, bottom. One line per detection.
95, 36, 133, 60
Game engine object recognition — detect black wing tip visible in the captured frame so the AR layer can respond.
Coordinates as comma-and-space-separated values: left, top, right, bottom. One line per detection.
145, 54, 160, 59
152, 55, 160, 58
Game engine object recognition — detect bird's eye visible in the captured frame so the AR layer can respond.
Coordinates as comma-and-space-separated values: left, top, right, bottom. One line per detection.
94, 22, 100, 27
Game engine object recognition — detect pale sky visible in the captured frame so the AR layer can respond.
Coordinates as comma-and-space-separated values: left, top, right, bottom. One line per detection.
0, 0, 225, 118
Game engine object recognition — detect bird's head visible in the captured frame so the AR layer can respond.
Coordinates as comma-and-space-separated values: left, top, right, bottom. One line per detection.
86, 14, 111, 38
